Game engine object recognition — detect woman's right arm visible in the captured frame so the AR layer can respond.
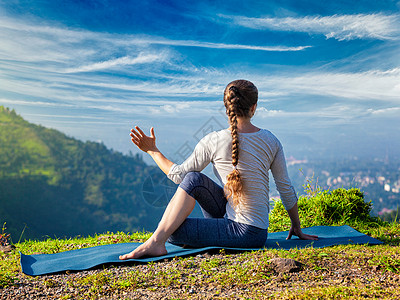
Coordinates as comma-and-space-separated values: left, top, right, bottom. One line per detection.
286, 203, 318, 240
130, 126, 174, 175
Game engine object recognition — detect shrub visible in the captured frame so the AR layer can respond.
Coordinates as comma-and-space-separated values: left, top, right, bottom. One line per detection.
269, 188, 382, 232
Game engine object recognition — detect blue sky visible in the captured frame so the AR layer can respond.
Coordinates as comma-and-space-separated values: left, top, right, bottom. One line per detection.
1, 0, 400, 163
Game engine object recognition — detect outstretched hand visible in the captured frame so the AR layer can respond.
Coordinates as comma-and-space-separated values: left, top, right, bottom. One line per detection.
130, 126, 157, 153
286, 226, 318, 241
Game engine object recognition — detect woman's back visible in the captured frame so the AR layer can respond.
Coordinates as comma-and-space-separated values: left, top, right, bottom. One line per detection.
168, 128, 298, 229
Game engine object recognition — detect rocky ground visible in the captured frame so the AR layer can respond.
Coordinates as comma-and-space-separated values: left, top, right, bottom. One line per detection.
2, 245, 400, 299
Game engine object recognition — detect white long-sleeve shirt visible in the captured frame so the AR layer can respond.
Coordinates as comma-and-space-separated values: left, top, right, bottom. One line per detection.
167, 128, 297, 229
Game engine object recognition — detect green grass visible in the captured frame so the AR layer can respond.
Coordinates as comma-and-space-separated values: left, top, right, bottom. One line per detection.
1, 187, 400, 299
2, 226, 400, 298
45, 241, 400, 299
0, 231, 151, 289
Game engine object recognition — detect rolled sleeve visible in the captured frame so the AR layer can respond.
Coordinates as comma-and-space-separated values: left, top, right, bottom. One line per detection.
167, 163, 185, 184
166, 133, 215, 184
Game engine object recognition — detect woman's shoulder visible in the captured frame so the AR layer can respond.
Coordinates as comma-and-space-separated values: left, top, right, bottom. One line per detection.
196, 129, 230, 145
243, 127, 277, 139
212, 128, 231, 138
255, 128, 283, 148
258, 128, 276, 138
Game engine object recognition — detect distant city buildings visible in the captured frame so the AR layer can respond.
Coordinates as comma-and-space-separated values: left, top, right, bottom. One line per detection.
286, 156, 308, 166
280, 156, 400, 217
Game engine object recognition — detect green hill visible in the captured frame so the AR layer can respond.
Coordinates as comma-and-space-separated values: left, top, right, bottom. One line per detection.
0, 106, 169, 240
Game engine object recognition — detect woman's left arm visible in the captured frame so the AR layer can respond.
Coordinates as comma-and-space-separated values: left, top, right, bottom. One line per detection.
130, 126, 174, 175
270, 142, 318, 240
286, 203, 318, 240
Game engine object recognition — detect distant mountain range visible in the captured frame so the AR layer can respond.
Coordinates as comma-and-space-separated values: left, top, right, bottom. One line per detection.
0, 106, 176, 241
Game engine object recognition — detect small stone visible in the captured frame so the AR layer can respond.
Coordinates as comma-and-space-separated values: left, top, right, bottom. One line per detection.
267, 257, 304, 273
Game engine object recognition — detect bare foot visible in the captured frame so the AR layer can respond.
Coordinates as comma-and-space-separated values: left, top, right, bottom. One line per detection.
119, 238, 167, 260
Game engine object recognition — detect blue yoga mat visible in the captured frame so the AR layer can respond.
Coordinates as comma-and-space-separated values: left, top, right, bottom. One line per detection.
20, 225, 382, 276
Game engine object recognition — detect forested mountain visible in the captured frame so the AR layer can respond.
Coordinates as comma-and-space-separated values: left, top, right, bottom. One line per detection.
0, 106, 172, 241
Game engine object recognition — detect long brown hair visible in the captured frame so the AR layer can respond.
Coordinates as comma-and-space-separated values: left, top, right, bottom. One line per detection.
223, 80, 258, 206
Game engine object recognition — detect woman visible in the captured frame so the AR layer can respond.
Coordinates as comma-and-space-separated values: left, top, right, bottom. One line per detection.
119, 80, 317, 260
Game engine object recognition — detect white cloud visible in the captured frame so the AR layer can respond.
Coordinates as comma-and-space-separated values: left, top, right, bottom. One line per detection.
368, 107, 400, 115
75, 80, 224, 97
226, 13, 400, 41
0, 14, 310, 107
63, 53, 168, 73
146, 100, 221, 116
131, 38, 310, 51
161, 103, 191, 114
2, 64, 399, 119
0, 15, 309, 71
0, 98, 74, 108
254, 104, 396, 126
255, 107, 283, 117
23, 113, 105, 120
255, 68, 400, 101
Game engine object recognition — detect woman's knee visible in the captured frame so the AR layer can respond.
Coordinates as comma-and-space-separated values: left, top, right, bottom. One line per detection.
183, 171, 203, 183
179, 172, 204, 194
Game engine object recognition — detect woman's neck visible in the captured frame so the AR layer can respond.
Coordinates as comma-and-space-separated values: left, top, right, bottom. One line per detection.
230, 117, 259, 133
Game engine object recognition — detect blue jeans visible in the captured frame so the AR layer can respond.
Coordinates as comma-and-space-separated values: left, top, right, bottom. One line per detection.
167, 172, 267, 248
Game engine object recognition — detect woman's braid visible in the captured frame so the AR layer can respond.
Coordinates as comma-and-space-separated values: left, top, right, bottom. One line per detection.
227, 87, 240, 167
223, 80, 258, 206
